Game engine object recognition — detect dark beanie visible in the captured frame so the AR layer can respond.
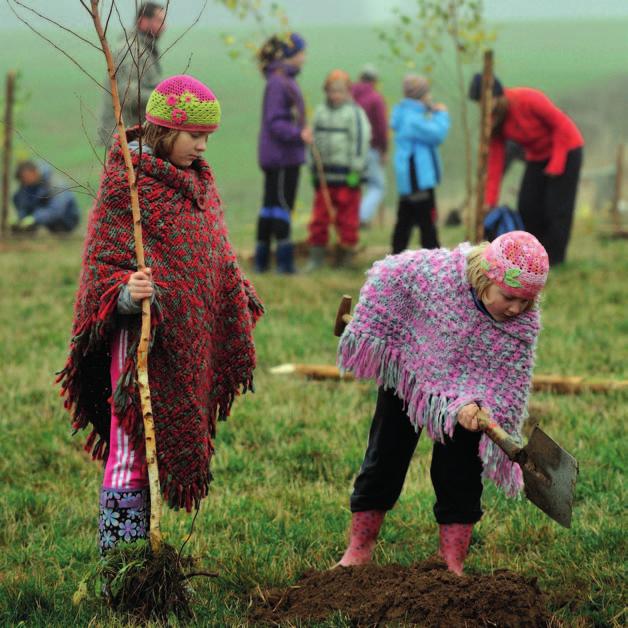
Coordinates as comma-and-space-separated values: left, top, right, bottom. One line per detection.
281, 32, 306, 58
468, 73, 504, 101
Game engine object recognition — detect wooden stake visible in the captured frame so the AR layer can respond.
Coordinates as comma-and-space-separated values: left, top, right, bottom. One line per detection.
270, 363, 628, 395
611, 143, 624, 234
1, 71, 16, 238
89, 0, 162, 552
449, 2, 473, 227
531, 374, 628, 395
472, 49, 494, 243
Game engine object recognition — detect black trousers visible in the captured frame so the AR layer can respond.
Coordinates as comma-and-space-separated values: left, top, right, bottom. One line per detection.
350, 387, 484, 524
391, 189, 440, 254
256, 166, 301, 243
518, 147, 582, 266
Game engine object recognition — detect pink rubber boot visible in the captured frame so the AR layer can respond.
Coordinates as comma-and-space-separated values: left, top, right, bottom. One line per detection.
337, 510, 386, 567
438, 523, 473, 575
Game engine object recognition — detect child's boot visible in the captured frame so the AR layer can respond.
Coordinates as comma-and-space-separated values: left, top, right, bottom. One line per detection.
305, 245, 326, 272
254, 241, 270, 273
276, 239, 296, 274
438, 523, 473, 576
98, 487, 149, 556
337, 510, 386, 567
335, 243, 357, 268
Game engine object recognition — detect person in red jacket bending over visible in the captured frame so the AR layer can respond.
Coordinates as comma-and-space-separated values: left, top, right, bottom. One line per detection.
469, 74, 583, 265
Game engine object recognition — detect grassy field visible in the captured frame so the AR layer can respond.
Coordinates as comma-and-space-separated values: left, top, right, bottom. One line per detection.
1, 219, 626, 626
0, 15, 627, 628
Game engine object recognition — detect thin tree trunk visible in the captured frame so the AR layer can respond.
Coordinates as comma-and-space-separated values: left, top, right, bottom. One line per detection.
89, 0, 163, 552
473, 49, 494, 243
612, 143, 624, 234
448, 3, 473, 237
1, 71, 16, 238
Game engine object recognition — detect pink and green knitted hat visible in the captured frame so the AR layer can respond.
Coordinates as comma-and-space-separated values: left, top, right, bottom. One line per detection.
481, 231, 549, 300
145, 75, 221, 133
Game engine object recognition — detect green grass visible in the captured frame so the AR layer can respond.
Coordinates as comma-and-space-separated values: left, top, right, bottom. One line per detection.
0, 219, 626, 626
0, 17, 627, 628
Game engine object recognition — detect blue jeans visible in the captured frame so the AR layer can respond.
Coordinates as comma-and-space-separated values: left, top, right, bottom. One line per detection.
31, 195, 79, 232
359, 148, 386, 224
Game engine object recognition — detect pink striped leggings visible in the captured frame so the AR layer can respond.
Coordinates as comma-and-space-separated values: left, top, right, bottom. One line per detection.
102, 328, 148, 491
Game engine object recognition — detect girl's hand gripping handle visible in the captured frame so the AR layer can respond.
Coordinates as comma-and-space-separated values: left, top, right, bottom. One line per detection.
476, 409, 522, 462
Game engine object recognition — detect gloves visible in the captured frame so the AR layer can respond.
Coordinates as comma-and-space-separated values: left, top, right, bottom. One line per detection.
346, 171, 360, 188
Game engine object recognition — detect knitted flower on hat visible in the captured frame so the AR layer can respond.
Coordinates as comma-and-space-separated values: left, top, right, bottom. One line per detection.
481, 231, 549, 300
145, 75, 221, 133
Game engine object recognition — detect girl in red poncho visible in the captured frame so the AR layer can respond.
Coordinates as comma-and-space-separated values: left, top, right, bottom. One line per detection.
58, 75, 263, 554
469, 74, 584, 265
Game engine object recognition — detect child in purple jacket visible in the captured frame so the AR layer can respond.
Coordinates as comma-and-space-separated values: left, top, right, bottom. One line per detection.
335, 231, 549, 575
254, 33, 312, 273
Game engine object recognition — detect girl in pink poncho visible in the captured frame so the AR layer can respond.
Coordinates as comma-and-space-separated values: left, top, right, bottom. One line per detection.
335, 231, 549, 575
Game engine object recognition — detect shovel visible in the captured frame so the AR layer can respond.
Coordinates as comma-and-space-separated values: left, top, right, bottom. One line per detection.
476, 410, 578, 528
334, 295, 579, 528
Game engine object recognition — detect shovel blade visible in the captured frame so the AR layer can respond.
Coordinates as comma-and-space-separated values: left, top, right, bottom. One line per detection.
522, 426, 579, 528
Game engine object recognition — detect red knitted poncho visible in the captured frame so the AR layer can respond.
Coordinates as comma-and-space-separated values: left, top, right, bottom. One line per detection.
58, 128, 263, 511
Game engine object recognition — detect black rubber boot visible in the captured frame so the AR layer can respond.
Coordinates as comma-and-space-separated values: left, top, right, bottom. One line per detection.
254, 241, 271, 273
276, 239, 296, 274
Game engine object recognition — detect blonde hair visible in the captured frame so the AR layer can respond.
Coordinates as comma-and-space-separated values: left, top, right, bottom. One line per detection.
141, 122, 179, 161
466, 242, 536, 311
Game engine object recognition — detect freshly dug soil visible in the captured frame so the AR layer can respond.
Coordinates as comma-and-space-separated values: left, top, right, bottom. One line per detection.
250, 558, 550, 626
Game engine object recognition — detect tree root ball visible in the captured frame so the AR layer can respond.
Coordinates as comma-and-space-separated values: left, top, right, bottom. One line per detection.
100, 541, 194, 623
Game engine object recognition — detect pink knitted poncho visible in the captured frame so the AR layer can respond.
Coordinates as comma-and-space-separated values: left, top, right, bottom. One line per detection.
337, 244, 541, 496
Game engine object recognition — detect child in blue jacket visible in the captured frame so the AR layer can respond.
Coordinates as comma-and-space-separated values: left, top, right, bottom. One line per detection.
391, 75, 449, 253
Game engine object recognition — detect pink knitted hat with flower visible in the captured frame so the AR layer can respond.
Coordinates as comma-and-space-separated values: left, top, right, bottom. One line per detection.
481, 231, 549, 299
145, 75, 221, 132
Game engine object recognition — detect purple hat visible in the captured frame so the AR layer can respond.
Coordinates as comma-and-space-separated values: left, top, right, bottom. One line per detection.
281, 32, 306, 58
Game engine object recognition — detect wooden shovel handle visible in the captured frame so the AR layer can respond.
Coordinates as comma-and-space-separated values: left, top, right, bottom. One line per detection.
476, 409, 522, 462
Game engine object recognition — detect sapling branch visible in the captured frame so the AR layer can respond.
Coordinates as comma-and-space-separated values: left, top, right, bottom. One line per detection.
87, 0, 163, 553
7, 1, 108, 93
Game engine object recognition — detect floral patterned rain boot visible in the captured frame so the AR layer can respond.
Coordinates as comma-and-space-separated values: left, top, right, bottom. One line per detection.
438, 523, 473, 576
98, 488, 149, 556
337, 510, 386, 567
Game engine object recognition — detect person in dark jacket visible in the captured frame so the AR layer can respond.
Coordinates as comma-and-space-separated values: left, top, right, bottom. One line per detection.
254, 32, 312, 274
469, 74, 584, 265
351, 64, 388, 228
12, 161, 79, 233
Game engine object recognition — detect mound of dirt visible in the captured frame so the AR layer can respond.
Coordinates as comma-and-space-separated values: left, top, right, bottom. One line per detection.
250, 558, 550, 627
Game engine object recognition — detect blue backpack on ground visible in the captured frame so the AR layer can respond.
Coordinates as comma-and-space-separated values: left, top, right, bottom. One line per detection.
483, 206, 524, 241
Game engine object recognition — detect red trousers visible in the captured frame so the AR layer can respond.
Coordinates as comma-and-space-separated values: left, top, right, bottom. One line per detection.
308, 186, 361, 247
